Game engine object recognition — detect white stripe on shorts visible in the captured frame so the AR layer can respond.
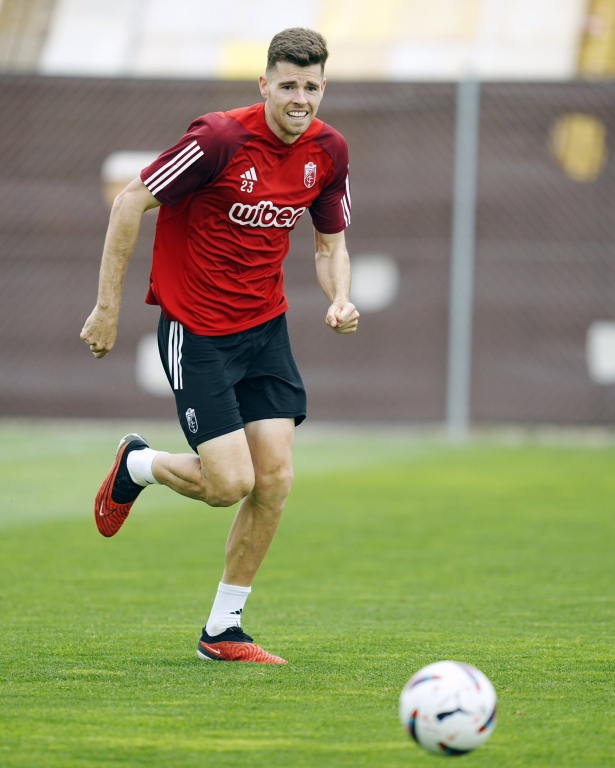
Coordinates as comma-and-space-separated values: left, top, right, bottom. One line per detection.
167, 321, 184, 390
177, 324, 184, 390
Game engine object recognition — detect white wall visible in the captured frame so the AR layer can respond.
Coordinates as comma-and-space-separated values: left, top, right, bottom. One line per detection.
40, 0, 144, 75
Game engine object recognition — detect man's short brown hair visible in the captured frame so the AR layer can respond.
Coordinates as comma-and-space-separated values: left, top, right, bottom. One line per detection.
267, 28, 329, 74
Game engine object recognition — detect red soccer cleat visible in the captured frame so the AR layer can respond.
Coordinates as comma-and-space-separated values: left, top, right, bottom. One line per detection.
95, 433, 149, 538
197, 626, 287, 664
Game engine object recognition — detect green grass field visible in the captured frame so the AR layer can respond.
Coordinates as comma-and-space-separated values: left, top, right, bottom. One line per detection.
0, 420, 613, 767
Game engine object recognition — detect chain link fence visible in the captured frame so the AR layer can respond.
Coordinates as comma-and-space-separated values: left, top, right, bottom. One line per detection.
1, 75, 614, 424
474, 82, 615, 423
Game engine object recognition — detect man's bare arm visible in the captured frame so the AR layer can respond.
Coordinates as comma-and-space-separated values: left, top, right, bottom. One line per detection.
80, 178, 160, 358
314, 229, 360, 334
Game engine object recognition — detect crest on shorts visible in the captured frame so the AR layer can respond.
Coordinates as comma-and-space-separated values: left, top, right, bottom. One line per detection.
304, 162, 317, 188
186, 407, 198, 434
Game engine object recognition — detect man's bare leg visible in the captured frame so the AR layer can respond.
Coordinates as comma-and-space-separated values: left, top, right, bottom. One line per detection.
152, 417, 294, 602
194, 418, 294, 664
222, 418, 295, 586
97, 419, 294, 661
151, 429, 255, 507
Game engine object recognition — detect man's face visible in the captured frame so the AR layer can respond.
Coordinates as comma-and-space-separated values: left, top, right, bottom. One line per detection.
259, 61, 326, 144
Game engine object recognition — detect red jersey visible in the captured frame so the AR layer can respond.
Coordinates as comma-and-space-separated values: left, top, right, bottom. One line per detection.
140, 103, 351, 335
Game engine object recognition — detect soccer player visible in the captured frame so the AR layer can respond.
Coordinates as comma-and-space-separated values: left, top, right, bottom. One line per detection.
80, 28, 359, 665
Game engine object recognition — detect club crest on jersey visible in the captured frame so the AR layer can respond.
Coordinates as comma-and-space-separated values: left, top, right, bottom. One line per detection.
304, 162, 317, 188
186, 408, 198, 434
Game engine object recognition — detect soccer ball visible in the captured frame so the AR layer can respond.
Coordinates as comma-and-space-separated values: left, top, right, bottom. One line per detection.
399, 661, 497, 756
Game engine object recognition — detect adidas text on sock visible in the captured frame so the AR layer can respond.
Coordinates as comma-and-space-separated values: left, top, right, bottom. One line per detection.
206, 582, 252, 637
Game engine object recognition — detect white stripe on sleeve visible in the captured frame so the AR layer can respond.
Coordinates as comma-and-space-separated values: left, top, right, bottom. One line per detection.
341, 197, 350, 227
148, 144, 202, 193
343, 193, 351, 221
149, 149, 205, 196
144, 141, 199, 186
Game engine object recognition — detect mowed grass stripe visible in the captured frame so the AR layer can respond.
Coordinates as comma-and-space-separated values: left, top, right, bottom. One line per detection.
0, 425, 613, 766
0, 421, 440, 527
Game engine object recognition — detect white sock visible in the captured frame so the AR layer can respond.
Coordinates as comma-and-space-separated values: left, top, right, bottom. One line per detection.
205, 582, 252, 637
127, 448, 166, 486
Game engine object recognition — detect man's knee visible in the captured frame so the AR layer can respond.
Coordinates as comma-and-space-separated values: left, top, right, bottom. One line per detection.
196, 470, 255, 507
253, 464, 294, 503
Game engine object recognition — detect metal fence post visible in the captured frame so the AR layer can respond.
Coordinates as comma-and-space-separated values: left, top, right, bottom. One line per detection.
446, 78, 481, 442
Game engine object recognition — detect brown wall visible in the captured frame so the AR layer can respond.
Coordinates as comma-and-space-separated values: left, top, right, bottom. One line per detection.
1, 76, 615, 424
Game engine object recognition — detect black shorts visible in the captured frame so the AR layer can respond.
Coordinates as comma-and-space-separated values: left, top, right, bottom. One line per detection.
158, 313, 307, 451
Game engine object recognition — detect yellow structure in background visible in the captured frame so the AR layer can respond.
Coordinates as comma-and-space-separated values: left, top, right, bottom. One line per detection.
221, 41, 270, 80
322, 0, 481, 79
579, 0, 615, 76
321, 0, 481, 42
551, 113, 608, 182
322, 0, 405, 42
218, 0, 482, 80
